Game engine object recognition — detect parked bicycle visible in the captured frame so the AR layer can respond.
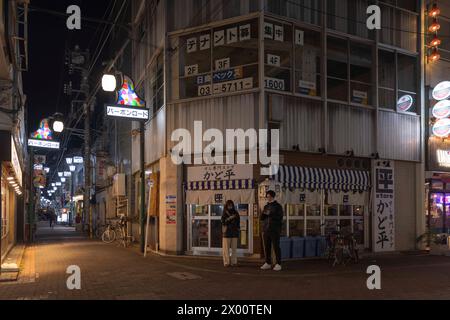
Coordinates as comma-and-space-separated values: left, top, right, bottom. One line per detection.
101, 215, 131, 247
323, 223, 359, 267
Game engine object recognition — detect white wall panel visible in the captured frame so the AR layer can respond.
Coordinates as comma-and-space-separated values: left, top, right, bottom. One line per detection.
328, 103, 374, 157
379, 111, 420, 162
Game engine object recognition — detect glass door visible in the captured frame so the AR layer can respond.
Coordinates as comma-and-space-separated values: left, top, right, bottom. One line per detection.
429, 193, 445, 234
189, 203, 252, 254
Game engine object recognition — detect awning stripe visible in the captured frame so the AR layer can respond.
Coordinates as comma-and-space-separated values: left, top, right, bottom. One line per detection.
186, 179, 255, 191
272, 166, 371, 191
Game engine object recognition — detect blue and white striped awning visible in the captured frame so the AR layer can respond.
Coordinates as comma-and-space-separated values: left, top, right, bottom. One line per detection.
186, 179, 255, 191
273, 166, 371, 191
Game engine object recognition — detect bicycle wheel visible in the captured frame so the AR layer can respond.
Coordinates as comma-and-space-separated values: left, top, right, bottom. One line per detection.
102, 228, 116, 243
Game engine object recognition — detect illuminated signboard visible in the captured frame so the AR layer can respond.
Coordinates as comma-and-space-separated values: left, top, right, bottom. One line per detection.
432, 118, 450, 138
432, 100, 450, 119
437, 149, 450, 167
105, 75, 148, 121
433, 81, 450, 101
73, 156, 83, 164
397, 95, 414, 112
105, 105, 150, 121
28, 139, 60, 149
11, 137, 22, 187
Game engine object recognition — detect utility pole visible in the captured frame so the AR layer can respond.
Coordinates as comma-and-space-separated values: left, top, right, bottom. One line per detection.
65, 46, 91, 237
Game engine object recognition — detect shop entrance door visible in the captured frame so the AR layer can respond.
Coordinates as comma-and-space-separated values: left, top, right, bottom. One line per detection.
188, 204, 252, 255
428, 193, 448, 234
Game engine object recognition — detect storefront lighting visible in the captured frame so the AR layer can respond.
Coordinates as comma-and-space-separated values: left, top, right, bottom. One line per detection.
429, 34, 441, 47
429, 3, 440, 18
429, 19, 441, 33
429, 48, 441, 62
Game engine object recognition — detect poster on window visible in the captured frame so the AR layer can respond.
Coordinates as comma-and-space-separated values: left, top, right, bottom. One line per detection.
373, 163, 395, 252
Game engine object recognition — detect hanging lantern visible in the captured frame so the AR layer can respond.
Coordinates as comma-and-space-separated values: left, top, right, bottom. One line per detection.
430, 34, 442, 47
429, 18, 441, 33
429, 47, 441, 62
429, 3, 441, 18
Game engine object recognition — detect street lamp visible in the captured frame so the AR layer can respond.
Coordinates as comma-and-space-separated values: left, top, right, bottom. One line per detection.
52, 113, 65, 133
69, 165, 76, 172
66, 157, 73, 165
103, 73, 148, 253
102, 74, 117, 92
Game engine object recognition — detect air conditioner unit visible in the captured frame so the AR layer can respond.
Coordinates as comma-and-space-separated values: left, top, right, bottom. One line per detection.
113, 174, 126, 197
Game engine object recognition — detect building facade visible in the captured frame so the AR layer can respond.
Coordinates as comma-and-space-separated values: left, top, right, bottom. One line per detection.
129, 0, 426, 257
0, 0, 28, 263
425, 1, 450, 240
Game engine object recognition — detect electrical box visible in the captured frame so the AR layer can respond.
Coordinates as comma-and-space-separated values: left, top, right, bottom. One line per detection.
113, 174, 126, 197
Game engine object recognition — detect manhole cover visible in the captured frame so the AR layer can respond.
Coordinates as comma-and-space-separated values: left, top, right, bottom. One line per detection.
167, 272, 202, 280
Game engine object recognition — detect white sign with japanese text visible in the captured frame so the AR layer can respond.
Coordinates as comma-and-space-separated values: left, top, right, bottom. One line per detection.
188, 164, 253, 182
28, 139, 60, 150
106, 105, 150, 121
373, 163, 395, 252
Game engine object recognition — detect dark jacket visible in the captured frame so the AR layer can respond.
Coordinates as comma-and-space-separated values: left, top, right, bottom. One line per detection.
260, 201, 284, 234
221, 208, 240, 239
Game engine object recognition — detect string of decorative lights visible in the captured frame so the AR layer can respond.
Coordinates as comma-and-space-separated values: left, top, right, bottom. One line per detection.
428, 2, 442, 62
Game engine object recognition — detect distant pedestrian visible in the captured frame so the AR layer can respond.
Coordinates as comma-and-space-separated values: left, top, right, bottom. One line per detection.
260, 190, 284, 271
48, 208, 56, 228
221, 200, 240, 267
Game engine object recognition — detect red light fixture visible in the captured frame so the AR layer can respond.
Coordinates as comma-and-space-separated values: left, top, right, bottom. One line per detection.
429, 48, 441, 62
429, 3, 441, 18
430, 34, 442, 47
429, 18, 441, 33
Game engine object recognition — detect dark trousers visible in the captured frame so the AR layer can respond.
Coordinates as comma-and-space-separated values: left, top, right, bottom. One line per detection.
263, 231, 282, 265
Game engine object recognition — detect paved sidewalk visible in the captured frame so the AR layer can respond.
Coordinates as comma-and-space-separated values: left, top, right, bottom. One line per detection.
0, 224, 449, 300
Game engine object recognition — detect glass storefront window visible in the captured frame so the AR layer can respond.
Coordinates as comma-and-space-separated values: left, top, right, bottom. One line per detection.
307, 204, 321, 217
340, 205, 352, 217
192, 219, 209, 247
288, 204, 305, 217
289, 219, 304, 237
325, 205, 338, 216
354, 206, 364, 217
339, 219, 352, 236
210, 220, 223, 248
192, 205, 208, 216
210, 205, 223, 217
306, 220, 321, 237
353, 218, 364, 245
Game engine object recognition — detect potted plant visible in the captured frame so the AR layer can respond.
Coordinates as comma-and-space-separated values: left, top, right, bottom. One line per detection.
417, 231, 450, 256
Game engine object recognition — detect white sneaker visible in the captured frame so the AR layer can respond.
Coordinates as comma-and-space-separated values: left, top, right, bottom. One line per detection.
260, 263, 272, 270
273, 264, 282, 271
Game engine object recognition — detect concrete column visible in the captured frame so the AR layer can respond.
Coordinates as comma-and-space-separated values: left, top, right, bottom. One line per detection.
158, 156, 183, 255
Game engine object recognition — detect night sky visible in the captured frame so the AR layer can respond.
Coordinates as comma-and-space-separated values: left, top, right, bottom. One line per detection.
23, 0, 119, 143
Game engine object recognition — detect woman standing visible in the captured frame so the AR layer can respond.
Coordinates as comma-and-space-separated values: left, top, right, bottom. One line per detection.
221, 200, 240, 267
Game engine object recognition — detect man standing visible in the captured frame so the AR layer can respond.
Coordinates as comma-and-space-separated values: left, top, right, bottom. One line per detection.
260, 190, 284, 271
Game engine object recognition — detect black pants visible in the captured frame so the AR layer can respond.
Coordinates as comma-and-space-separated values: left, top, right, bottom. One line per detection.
263, 231, 282, 265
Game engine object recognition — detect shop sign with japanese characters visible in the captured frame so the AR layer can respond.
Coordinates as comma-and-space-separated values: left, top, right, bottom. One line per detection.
105, 105, 150, 121
188, 164, 253, 182
373, 163, 395, 252
28, 139, 60, 150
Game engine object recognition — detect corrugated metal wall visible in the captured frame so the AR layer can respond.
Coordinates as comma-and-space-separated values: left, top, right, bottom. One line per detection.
328, 103, 375, 157
167, 93, 258, 152
379, 111, 421, 162
270, 94, 322, 152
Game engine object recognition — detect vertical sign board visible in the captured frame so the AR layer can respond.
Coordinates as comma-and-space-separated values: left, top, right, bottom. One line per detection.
373, 163, 395, 252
